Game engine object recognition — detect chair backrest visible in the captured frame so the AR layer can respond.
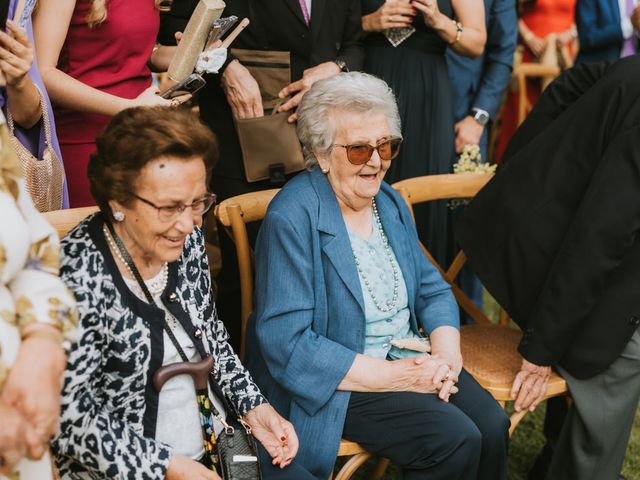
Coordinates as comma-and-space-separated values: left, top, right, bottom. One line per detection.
391, 173, 493, 325
214, 189, 280, 359
512, 62, 561, 126
43, 206, 100, 238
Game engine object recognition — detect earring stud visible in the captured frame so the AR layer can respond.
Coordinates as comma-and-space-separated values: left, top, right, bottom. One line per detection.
113, 211, 125, 222
321, 167, 329, 174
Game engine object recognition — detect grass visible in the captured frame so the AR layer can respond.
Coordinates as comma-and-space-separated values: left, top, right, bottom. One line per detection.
348, 291, 640, 479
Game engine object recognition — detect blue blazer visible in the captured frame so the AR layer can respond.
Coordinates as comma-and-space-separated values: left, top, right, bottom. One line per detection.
575, 0, 624, 64
245, 168, 459, 479
446, 0, 517, 128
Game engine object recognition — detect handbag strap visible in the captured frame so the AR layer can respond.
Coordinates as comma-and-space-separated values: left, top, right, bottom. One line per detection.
104, 221, 243, 425
6, 84, 54, 149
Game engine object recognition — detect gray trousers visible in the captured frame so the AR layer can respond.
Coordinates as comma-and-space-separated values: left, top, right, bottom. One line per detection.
546, 329, 640, 480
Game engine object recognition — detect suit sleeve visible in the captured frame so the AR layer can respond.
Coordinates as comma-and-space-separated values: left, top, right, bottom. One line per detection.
503, 61, 611, 161
336, 0, 365, 71
470, 0, 517, 120
253, 211, 357, 416
519, 127, 640, 365
576, 0, 624, 52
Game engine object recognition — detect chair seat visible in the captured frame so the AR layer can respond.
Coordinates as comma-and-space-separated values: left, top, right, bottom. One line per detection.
337, 439, 367, 456
460, 325, 567, 402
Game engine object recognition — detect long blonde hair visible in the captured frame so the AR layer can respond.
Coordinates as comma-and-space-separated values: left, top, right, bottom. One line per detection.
86, 0, 172, 27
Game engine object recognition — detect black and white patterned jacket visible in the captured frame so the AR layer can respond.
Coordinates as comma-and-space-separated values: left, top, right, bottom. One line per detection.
52, 214, 267, 479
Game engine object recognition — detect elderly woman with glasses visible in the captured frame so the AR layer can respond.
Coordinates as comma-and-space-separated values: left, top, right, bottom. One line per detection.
246, 72, 509, 480
52, 107, 314, 480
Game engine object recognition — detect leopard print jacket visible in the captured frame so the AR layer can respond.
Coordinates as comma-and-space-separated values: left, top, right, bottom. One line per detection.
52, 214, 267, 479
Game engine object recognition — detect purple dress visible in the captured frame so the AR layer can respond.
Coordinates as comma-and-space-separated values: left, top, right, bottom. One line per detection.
1, 0, 69, 208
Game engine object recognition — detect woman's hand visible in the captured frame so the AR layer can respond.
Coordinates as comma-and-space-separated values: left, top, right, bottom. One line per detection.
166, 454, 221, 480
0, 399, 34, 474
128, 85, 191, 109
362, 1, 416, 32
411, 0, 445, 30
390, 353, 458, 395
429, 326, 463, 402
555, 26, 577, 48
2, 330, 66, 459
243, 404, 298, 468
0, 21, 33, 88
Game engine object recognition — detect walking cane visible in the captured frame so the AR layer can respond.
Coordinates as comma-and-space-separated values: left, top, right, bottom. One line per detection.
154, 355, 226, 472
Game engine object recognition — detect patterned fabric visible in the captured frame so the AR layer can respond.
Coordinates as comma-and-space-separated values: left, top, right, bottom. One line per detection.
347, 219, 420, 360
0, 123, 77, 480
53, 214, 267, 479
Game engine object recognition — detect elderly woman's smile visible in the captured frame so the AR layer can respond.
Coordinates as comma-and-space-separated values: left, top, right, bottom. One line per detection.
320, 111, 392, 211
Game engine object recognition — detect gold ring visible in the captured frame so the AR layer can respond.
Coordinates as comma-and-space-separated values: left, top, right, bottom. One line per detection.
170, 98, 180, 107
444, 370, 451, 381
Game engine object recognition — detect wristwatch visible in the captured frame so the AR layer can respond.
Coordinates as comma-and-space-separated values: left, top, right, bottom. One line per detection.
334, 59, 349, 72
471, 108, 490, 126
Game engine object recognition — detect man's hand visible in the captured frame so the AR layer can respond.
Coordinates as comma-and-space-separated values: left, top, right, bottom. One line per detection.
221, 59, 263, 119
454, 116, 485, 154
277, 61, 341, 122
510, 358, 552, 412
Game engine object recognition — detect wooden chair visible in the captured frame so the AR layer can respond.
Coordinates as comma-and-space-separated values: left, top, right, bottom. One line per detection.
391, 173, 568, 436
43, 206, 99, 238
215, 190, 386, 480
512, 62, 561, 127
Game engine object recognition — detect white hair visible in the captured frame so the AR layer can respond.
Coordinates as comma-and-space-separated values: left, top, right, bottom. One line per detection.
296, 72, 402, 168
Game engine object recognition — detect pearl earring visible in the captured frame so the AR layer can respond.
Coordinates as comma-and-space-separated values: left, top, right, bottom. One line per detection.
321, 166, 329, 174
113, 211, 125, 222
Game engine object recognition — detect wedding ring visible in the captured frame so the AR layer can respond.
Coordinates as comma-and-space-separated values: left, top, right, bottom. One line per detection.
444, 369, 451, 381
170, 98, 180, 107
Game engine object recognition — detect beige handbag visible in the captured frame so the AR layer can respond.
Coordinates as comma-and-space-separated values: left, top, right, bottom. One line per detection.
7, 85, 64, 212
230, 48, 304, 183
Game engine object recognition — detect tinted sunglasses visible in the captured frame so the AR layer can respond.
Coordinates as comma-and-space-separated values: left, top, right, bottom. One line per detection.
333, 137, 403, 165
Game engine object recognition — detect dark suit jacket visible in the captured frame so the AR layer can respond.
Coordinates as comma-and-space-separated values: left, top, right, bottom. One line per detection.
160, 0, 364, 180
456, 56, 640, 379
446, 0, 517, 123
575, 0, 624, 64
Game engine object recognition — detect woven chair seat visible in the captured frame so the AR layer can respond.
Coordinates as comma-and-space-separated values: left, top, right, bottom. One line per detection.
460, 324, 567, 402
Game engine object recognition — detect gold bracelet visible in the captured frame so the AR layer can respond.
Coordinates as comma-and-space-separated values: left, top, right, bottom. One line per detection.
22, 327, 64, 346
451, 20, 463, 45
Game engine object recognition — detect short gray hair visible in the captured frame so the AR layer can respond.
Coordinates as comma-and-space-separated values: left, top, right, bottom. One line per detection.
296, 72, 402, 168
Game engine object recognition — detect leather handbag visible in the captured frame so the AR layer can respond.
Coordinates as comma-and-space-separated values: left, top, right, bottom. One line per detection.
217, 419, 262, 480
230, 48, 305, 183
8, 85, 64, 212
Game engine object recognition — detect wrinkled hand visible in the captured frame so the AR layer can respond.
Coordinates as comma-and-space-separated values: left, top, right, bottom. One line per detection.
510, 358, 552, 412
429, 347, 463, 402
243, 404, 298, 468
2, 332, 66, 460
277, 61, 341, 122
362, 0, 416, 32
454, 116, 485, 154
631, 5, 640, 31
221, 59, 263, 119
411, 0, 443, 30
0, 21, 33, 88
394, 353, 459, 397
131, 85, 190, 108
0, 398, 35, 474
166, 454, 221, 480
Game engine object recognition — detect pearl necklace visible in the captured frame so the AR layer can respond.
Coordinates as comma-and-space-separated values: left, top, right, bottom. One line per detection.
103, 225, 169, 295
351, 199, 399, 313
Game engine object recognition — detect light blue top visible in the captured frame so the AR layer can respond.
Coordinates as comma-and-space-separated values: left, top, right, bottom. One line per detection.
347, 218, 421, 360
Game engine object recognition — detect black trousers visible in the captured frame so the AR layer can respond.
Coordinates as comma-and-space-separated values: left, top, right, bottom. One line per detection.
342, 369, 510, 480
256, 441, 316, 479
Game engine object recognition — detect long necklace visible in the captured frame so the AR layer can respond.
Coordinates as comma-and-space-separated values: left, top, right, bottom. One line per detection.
103, 224, 169, 297
351, 199, 399, 313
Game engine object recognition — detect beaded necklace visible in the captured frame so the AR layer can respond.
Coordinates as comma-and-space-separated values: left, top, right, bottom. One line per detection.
351, 199, 399, 313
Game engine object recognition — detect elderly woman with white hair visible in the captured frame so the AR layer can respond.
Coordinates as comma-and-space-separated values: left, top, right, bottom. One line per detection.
246, 72, 509, 480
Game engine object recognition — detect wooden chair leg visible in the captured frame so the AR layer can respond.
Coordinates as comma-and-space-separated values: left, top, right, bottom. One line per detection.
370, 458, 390, 480
334, 453, 374, 480
508, 409, 528, 437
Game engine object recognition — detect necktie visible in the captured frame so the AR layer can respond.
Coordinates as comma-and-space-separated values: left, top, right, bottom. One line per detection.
622, 0, 637, 56
298, 0, 311, 27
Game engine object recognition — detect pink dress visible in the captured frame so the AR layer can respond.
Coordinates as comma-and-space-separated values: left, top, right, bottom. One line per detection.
55, 0, 159, 207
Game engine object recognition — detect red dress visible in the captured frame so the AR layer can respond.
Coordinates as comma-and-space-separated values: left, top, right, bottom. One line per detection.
55, 0, 159, 207
495, 0, 575, 164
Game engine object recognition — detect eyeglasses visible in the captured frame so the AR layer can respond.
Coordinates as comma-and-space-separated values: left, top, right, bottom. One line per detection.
332, 137, 403, 165
131, 193, 217, 222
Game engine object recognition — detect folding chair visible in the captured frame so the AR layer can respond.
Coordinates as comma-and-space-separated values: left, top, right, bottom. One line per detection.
391, 173, 568, 435
43, 206, 99, 238
215, 189, 387, 480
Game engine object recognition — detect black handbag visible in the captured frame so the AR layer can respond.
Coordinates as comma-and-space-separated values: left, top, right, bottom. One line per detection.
217, 419, 262, 480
